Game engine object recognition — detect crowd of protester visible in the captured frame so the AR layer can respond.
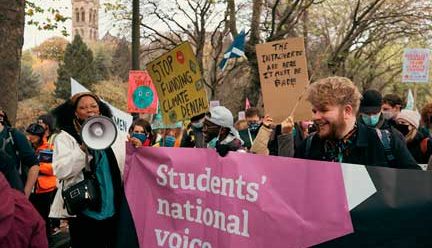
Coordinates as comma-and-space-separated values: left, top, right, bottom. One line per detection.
1, 76, 432, 247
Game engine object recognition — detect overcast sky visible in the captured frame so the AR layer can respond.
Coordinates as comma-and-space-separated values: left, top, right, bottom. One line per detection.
23, 0, 113, 50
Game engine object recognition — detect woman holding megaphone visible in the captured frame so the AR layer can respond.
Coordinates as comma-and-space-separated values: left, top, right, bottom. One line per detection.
49, 92, 122, 248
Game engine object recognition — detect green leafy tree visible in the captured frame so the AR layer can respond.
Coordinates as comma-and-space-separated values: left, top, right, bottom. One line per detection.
94, 48, 111, 81
18, 51, 41, 101
55, 35, 97, 99
111, 38, 131, 82
33, 36, 68, 62
1, 1, 68, 124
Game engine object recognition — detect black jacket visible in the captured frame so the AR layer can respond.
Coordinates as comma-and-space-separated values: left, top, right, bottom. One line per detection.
294, 122, 420, 169
406, 131, 432, 164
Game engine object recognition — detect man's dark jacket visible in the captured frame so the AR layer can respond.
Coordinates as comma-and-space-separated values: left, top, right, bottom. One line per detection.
294, 122, 420, 169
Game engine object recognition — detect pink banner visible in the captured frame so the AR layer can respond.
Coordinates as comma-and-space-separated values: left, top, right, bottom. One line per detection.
124, 145, 353, 248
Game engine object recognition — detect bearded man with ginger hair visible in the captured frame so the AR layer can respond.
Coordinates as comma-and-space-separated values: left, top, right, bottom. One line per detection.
279, 76, 420, 169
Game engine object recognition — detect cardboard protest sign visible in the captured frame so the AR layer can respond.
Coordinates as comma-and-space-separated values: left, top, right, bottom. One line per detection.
402, 48, 430, 83
127, 70, 158, 114
124, 146, 353, 248
256, 37, 311, 122
147, 42, 209, 124
238, 111, 246, 120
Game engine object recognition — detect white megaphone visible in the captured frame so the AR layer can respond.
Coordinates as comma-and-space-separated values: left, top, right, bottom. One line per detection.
81, 116, 118, 150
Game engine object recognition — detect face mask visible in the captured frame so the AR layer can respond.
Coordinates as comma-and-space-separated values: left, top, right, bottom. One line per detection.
381, 111, 394, 120
395, 124, 410, 136
362, 113, 380, 127
163, 135, 176, 147
248, 122, 260, 132
132, 133, 147, 143
191, 120, 204, 129
207, 137, 218, 148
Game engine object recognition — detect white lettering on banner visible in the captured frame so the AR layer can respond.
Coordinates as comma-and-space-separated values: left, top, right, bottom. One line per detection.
154, 164, 266, 246
156, 198, 250, 237
155, 228, 212, 248
156, 164, 263, 203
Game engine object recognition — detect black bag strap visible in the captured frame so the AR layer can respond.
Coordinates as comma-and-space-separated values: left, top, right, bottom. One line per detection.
375, 128, 395, 162
61, 144, 96, 190
1, 128, 21, 173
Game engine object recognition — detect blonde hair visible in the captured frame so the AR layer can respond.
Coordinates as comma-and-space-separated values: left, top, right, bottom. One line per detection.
307, 76, 362, 114
235, 119, 248, 131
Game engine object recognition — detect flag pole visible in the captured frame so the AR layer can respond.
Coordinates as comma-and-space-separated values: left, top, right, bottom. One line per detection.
289, 86, 308, 117
288, 70, 316, 118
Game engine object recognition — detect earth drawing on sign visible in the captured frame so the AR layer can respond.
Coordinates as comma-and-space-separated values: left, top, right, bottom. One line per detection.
133, 86, 154, 109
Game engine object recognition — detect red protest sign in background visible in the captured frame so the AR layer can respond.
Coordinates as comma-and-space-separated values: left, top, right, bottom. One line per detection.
128, 70, 158, 113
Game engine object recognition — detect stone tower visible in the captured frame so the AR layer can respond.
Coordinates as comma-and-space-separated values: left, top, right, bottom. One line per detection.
71, 0, 99, 42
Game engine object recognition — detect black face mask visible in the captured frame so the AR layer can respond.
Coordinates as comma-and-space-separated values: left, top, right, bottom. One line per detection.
395, 124, 410, 136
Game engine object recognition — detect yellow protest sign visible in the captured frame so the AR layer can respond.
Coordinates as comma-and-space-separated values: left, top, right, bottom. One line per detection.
147, 42, 209, 124
256, 37, 311, 122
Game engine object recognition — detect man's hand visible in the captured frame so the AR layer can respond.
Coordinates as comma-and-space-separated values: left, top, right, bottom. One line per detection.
262, 115, 274, 129
281, 116, 294, 134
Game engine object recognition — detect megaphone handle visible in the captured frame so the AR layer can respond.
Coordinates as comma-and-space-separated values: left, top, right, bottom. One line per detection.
83, 144, 92, 173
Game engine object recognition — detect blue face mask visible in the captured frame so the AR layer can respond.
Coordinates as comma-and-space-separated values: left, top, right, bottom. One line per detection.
248, 122, 260, 132
132, 133, 147, 143
162, 135, 176, 147
362, 113, 380, 127
191, 121, 203, 129
207, 137, 218, 148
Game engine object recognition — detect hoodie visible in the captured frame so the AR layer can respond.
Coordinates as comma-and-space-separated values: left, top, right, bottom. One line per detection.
0, 173, 47, 248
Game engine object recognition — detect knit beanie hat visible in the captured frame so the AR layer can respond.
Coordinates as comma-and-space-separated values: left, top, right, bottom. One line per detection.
396, 110, 421, 129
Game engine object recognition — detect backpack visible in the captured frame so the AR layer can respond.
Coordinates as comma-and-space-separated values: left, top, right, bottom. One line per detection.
0, 127, 20, 171
0, 129, 24, 191
0, 127, 31, 187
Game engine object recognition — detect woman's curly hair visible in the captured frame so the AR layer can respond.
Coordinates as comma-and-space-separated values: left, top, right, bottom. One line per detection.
51, 93, 112, 144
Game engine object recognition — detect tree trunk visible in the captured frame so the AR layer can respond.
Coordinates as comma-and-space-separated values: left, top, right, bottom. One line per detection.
132, 0, 140, 69
244, 0, 263, 108
227, 0, 237, 37
0, 0, 25, 125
